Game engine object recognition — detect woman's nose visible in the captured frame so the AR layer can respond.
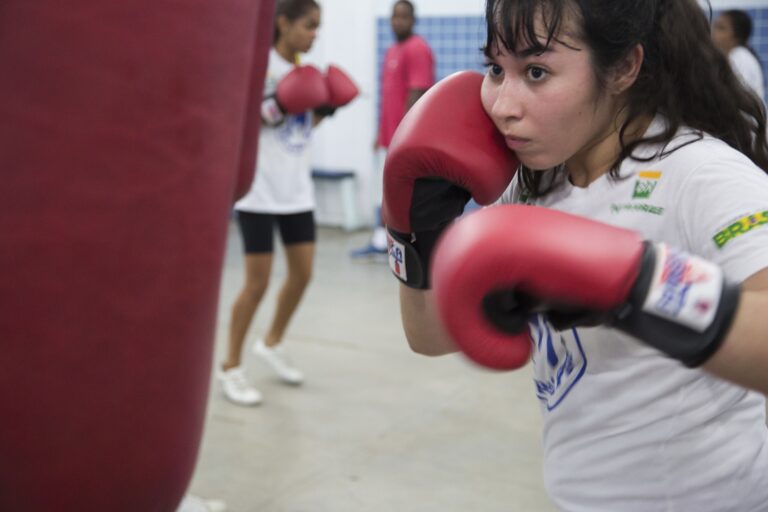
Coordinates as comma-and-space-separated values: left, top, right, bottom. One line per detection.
491, 78, 523, 121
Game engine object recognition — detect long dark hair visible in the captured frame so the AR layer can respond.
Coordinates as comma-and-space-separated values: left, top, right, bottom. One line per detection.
484, 0, 768, 197
274, 0, 320, 44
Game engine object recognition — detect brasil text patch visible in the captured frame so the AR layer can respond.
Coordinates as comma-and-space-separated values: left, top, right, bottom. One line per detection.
713, 210, 768, 249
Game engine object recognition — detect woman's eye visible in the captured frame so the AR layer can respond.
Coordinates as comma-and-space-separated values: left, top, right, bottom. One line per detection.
527, 66, 548, 81
486, 63, 503, 78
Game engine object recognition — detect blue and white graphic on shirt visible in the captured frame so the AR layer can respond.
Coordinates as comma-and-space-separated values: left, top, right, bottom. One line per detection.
277, 112, 311, 154
531, 316, 587, 411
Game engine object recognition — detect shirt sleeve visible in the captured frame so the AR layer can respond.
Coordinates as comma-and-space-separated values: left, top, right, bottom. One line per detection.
677, 145, 768, 283
404, 39, 435, 90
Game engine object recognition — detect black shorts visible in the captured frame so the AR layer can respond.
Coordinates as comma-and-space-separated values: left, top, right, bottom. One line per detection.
236, 210, 315, 254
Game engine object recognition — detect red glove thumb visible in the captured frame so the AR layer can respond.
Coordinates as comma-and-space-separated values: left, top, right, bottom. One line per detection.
326, 65, 359, 107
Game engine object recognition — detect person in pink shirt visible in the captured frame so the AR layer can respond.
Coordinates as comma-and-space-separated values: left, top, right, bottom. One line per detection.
353, 0, 435, 257
378, 1, 435, 148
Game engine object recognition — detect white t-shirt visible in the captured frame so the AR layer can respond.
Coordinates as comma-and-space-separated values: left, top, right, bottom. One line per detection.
235, 48, 315, 214
729, 46, 765, 103
500, 118, 768, 511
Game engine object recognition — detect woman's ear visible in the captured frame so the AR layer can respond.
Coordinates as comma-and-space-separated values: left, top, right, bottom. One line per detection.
610, 44, 644, 94
276, 15, 290, 39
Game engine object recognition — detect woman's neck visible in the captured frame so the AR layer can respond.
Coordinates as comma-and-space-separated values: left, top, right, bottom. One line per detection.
566, 113, 653, 188
274, 41, 297, 64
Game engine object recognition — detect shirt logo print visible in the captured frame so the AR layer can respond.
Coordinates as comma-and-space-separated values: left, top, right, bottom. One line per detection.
531, 316, 588, 411
277, 112, 311, 154
632, 170, 662, 199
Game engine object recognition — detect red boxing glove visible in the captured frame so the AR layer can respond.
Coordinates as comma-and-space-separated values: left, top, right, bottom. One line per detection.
382, 71, 519, 288
261, 64, 329, 124
326, 65, 359, 106
314, 64, 359, 117
431, 205, 740, 370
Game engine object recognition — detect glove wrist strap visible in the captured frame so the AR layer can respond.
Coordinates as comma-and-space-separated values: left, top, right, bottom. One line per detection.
313, 105, 337, 118
261, 96, 285, 126
615, 243, 740, 367
386, 228, 444, 289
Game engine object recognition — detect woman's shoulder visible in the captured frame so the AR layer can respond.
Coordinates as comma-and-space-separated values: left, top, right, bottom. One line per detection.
644, 130, 766, 196
728, 46, 763, 77
267, 48, 295, 74
729, 46, 759, 63
640, 120, 756, 174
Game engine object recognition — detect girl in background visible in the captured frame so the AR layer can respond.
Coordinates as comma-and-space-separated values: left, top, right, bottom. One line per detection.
712, 9, 765, 103
219, 0, 322, 406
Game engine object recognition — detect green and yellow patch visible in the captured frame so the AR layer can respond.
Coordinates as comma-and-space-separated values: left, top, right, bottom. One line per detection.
713, 210, 768, 248
632, 170, 662, 199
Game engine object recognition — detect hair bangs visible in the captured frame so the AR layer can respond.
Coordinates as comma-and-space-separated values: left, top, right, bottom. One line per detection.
483, 0, 566, 57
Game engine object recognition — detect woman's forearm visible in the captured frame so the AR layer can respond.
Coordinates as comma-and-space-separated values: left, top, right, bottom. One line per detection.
703, 288, 768, 395
702, 269, 768, 395
399, 284, 458, 356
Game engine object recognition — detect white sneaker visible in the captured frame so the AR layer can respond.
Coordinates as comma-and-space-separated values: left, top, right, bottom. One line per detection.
177, 495, 227, 512
217, 367, 263, 406
252, 339, 304, 385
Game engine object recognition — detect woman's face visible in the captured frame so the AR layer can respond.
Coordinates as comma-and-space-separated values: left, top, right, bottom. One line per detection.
712, 14, 736, 54
480, 17, 621, 174
280, 7, 321, 54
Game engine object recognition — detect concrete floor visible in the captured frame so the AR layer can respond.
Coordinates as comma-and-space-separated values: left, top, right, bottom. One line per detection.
187, 222, 556, 512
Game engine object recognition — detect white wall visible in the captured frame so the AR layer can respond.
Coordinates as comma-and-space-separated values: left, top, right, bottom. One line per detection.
304, 0, 377, 227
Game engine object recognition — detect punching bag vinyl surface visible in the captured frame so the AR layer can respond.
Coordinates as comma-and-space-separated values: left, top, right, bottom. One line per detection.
0, 1, 275, 510
234, 0, 276, 200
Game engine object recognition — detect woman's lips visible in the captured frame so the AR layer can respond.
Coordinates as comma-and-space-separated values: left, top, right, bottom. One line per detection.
504, 135, 530, 150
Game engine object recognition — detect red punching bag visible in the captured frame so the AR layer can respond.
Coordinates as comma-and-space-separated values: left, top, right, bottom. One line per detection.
0, 1, 275, 511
